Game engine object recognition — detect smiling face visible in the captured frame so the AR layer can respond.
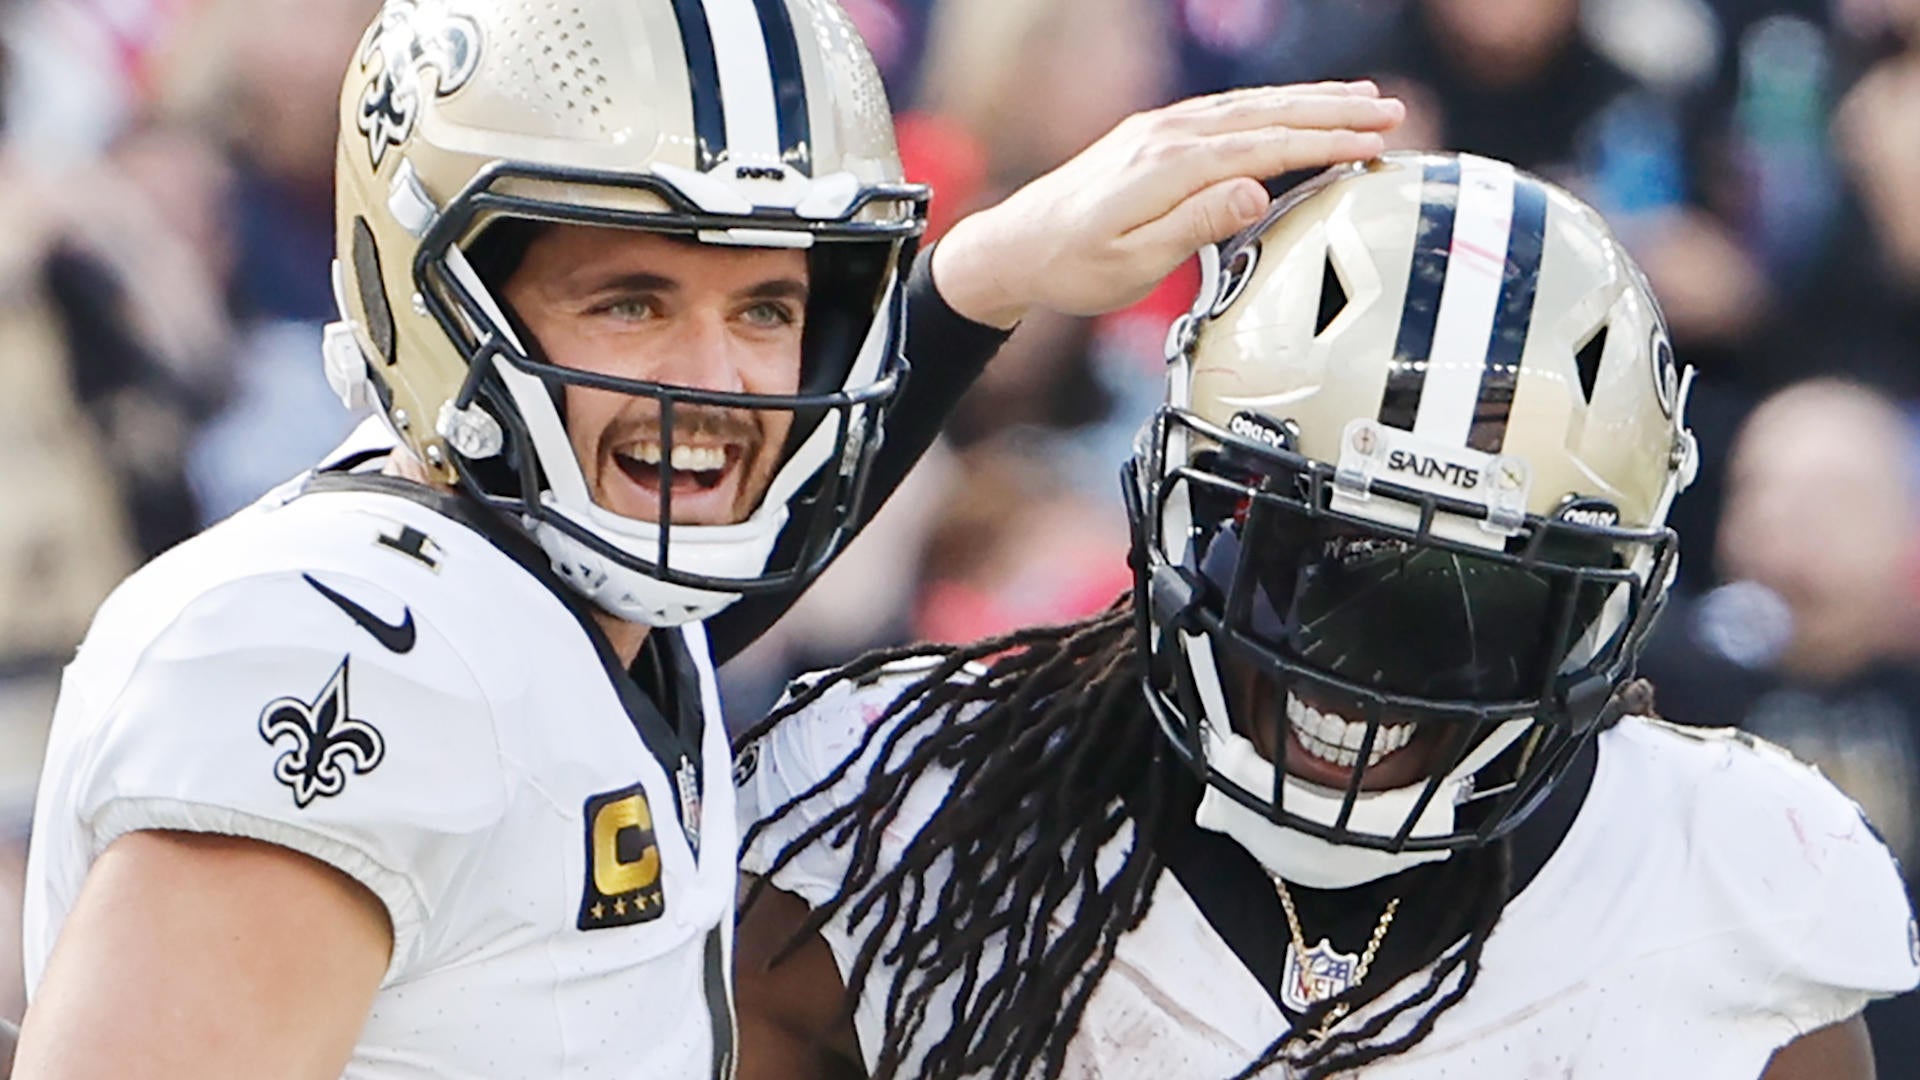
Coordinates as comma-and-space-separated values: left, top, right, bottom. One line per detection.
499, 225, 809, 527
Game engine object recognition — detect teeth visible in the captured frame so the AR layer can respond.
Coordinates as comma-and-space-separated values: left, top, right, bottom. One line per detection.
1284, 692, 1414, 771
621, 443, 728, 473
670, 445, 727, 472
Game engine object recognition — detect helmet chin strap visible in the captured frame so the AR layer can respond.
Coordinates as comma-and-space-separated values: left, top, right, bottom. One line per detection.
1181, 631, 1531, 889
1195, 726, 1452, 889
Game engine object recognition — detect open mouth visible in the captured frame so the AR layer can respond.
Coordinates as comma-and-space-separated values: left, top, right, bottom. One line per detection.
1281, 690, 1440, 792
606, 438, 757, 525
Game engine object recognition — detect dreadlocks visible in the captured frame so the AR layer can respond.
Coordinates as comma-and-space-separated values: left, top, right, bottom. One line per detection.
737, 595, 1593, 1080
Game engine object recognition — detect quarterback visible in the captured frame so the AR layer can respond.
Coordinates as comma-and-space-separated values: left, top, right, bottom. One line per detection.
10, 0, 1405, 1076
736, 153, 1920, 1079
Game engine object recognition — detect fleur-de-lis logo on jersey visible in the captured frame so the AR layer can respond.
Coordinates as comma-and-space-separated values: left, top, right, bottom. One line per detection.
356, 0, 482, 167
259, 657, 386, 808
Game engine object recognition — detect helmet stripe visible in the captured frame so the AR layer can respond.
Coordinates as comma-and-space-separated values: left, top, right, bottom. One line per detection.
1409, 153, 1518, 450
667, 0, 730, 170
750, 0, 813, 175
1379, 156, 1461, 433
694, 0, 788, 170
1467, 176, 1551, 454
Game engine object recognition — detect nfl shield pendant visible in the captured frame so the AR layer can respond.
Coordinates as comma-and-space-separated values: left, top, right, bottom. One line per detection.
1281, 938, 1360, 1014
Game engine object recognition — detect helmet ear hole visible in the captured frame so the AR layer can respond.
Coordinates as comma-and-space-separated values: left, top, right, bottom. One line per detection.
1574, 324, 1609, 404
1314, 256, 1349, 338
353, 217, 397, 366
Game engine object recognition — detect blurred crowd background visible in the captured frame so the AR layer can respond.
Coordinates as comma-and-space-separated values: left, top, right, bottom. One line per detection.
0, 0, 1915, 1066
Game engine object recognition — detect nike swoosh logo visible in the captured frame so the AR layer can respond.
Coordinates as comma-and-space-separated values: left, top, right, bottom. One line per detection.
303, 574, 416, 655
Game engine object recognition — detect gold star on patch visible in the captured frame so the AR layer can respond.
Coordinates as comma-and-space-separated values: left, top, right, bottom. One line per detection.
613, 897, 627, 916
590, 902, 605, 921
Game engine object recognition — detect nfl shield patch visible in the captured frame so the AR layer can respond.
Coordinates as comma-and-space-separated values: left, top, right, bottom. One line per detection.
1281, 938, 1360, 1014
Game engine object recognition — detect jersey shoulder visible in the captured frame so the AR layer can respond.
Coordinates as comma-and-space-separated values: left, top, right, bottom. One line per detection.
735, 656, 980, 902
80, 475, 568, 710
1612, 717, 1919, 1013
45, 481, 533, 977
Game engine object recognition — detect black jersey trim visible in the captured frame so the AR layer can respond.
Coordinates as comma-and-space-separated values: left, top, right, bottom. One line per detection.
1151, 735, 1597, 1015
706, 928, 739, 1077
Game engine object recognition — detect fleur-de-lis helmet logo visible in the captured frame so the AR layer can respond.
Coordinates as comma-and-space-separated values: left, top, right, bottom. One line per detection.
259, 658, 387, 808
357, 0, 481, 168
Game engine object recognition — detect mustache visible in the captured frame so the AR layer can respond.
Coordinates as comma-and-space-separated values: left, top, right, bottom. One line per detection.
599, 405, 764, 455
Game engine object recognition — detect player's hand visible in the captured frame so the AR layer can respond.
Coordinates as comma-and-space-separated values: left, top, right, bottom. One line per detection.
931, 81, 1405, 329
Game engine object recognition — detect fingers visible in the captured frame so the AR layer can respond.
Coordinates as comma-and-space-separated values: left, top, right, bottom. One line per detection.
1099, 123, 1386, 233
1177, 91, 1405, 138
1089, 84, 1400, 231
932, 79, 1405, 326
1120, 177, 1271, 273
1159, 80, 1381, 119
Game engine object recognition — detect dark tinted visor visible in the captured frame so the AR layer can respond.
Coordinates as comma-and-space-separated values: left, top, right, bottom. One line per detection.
1187, 459, 1626, 704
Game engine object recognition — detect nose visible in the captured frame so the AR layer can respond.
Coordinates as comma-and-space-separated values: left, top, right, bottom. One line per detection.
647, 309, 747, 395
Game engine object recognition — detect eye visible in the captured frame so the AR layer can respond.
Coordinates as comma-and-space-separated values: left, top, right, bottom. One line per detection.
739, 300, 800, 329
592, 296, 659, 322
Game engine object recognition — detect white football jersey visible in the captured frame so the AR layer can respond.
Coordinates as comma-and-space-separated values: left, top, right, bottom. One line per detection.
739, 665, 1920, 1079
25, 427, 740, 1078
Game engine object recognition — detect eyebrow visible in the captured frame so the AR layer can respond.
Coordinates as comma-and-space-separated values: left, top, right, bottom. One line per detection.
742, 278, 810, 304
575, 272, 810, 304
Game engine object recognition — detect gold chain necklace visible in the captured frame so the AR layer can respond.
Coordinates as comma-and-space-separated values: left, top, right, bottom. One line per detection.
1271, 874, 1400, 1040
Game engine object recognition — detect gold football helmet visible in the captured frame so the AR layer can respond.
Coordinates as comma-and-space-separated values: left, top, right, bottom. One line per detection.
324, 0, 927, 625
1128, 152, 1698, 887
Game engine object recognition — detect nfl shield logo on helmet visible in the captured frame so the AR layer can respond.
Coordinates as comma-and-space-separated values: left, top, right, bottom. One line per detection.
1281, 938, 1360, 1014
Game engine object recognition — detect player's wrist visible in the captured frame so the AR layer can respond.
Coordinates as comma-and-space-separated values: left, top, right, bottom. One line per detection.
929, 213, 1030, 331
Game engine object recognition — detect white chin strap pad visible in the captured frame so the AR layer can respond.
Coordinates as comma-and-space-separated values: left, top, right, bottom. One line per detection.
1194, 727, 1453, 889
530, 512, 783, 627
1180, 630, 1530, 888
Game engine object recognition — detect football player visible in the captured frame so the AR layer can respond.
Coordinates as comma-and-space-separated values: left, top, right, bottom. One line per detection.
10, 0, 1405, 1075
736, 152, 1920, 1079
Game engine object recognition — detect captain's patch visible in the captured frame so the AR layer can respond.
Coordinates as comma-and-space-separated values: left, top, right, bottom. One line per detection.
578, 784, 666, 930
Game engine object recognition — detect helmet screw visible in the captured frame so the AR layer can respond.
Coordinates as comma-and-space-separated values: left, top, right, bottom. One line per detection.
1351, 425, 1380, 456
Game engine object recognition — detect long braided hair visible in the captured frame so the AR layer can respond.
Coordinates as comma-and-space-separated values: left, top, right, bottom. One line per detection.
737, 595, 1590, 1079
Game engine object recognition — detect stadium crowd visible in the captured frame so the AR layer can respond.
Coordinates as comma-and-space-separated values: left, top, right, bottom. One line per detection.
0, 0, 1914, 1071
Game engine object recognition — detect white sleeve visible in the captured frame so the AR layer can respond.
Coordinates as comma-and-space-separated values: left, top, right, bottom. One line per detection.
736, 676, 877, 906
72, 571, 508, 983
1693, 735, 1920, 1035
736, 667, 964, 908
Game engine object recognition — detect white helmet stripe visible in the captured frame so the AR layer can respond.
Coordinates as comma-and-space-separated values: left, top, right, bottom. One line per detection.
700, 0, 788, 169
1411, 153, 1518, 449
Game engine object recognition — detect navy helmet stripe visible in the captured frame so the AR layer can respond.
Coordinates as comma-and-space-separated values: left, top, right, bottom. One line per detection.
1468, 177, 1550, 454
669, 0, 729, 170
1379, 157, 1462, 433
750, 0, 813, 175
